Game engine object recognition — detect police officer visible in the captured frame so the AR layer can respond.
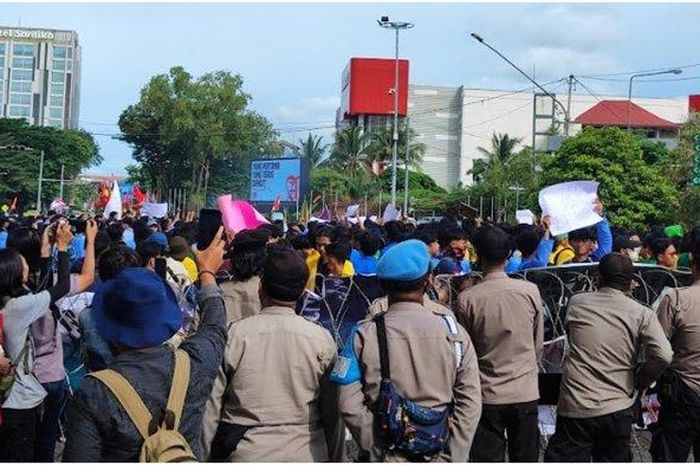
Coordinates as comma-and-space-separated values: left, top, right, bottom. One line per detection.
333, 239, 482, 461
456, 225, 544, 462
545, 253, 672, 462
651, 238, 700, 461
202, 245, 343, 462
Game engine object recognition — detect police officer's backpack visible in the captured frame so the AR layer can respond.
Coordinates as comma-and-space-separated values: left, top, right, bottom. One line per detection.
89, 350, 197, 462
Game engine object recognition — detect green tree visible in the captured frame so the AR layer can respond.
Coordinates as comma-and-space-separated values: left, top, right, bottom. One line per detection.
0, 118, 100, 211
328, 125, 370, 177
670, 113, 700, 227
118, 66, 279, 203
471, 133, 522, 183
539, 126, 678, 231
299, 133, 329, 167
365, 121, 427, 171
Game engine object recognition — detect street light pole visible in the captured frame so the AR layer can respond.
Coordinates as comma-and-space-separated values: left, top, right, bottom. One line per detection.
404, 116, 410, 217
627, 69, 682, 131
470, 32, 569, 131
36, 150, 45, 213
379, 16, 413, 208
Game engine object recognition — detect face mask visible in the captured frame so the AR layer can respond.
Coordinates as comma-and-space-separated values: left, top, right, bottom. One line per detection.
628, 247, 641, 262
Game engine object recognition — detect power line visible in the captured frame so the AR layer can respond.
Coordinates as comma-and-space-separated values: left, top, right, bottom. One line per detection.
579, 62, 700, 79
572, 77, 629, 123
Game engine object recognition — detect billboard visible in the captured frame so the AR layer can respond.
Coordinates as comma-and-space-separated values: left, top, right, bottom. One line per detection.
340, 57, 409, 118
250, 157, 308, 204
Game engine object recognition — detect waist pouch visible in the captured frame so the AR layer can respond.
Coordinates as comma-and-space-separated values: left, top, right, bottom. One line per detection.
373, 314, 452, 461
209, 422, 250, 462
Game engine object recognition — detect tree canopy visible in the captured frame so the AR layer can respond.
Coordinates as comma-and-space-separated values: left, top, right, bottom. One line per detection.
538, 126, 678, 231
0, 118, 100, 210
118, 66, 279, 204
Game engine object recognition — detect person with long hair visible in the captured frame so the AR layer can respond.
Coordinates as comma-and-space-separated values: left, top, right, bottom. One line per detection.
0, 222, 72, 462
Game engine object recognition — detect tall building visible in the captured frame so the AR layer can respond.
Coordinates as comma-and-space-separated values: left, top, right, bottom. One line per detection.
0, 26, 81, 129
336, 57, 696, 190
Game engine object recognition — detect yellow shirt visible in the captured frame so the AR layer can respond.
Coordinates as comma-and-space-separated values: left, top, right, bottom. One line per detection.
305, 250, 355, 291
550, 242, 575, 265
182, 256, 199, 283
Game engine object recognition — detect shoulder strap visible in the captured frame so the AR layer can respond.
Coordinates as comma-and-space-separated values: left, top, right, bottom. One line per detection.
375, 314, 391, 380
89, 370, 152, 439
441, 315, 463, 368
166, 350, 191, 430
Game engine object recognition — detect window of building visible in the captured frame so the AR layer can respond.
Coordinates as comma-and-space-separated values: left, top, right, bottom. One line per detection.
67, 47, 73, 59
49, 107, 63, 119
0, 69, 3, 80
52, 59, 65, 71
50, 83, 64, 95
0, 57, 4, 68
53, 46, 67, 58
9, 93, 31, 105
50, 95, 63, 107
10, 81, 32, 93
66, 60, 72, 71
51, 71, 65, 83
12, 43, 35, 57
0, 43, 5, 54
11, 69, 33, 81
8, 105, 30, 117
49, 119, 63, 128
12, 56, 34, 69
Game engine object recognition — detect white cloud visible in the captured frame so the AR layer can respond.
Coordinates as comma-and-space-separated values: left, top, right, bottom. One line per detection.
519, 46, 619, 79
275, 96, 340, 123
516, 5, 625, 51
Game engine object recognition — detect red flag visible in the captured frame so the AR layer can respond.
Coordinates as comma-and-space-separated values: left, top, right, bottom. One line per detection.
132, 185, 146, 207
272, 195, 281, 212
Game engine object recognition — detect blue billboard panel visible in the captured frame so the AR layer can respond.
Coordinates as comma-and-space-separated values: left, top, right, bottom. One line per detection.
250, 158, 302, 203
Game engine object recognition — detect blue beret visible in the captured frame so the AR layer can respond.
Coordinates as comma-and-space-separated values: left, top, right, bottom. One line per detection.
377, 239, 430, 281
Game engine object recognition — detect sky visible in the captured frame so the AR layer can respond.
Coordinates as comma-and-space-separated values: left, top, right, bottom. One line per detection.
2, 2, 700, 175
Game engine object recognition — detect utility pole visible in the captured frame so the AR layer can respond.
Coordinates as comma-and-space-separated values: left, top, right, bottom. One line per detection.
378, 16, 414, 208
403, 116, 410, 218
565, 75, 574, 137
36, 150, 45, 213
59, 164, 65, 200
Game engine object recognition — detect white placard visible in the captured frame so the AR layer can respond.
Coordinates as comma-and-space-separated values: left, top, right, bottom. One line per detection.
382, 204, 401, 222
538, 181, 602, 236
516, 209, 535, 225
346, 204, 360, 218
141, 202, 169, 218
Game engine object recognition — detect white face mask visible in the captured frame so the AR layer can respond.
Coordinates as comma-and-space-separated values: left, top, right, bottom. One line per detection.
627, 247, 641, 263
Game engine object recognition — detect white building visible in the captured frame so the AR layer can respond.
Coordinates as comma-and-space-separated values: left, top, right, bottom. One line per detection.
0, 26, 81, 129
408, 84, 692, 189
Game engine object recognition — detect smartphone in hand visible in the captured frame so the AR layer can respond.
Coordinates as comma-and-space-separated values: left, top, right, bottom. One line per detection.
197, 209, 223, 251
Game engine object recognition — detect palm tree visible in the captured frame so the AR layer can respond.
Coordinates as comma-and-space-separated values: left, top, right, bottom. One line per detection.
365, 121, 427, 173
477, 133, 522, 165
329, 125, 370, 177
299, 133, 329, 167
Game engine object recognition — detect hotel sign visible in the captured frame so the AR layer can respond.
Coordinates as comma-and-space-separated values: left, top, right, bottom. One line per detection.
0, 28, 55, 40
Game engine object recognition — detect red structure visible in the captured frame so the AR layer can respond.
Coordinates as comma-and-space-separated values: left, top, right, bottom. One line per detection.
575, 100, 678, 129
340, 58, 409, 119
690, 95, 700, 114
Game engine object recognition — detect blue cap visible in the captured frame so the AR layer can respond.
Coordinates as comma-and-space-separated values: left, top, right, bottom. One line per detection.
92, 268, 181, 349
433, 257, 466, 276
147, 232, 169, 251
377, 239, 430, 281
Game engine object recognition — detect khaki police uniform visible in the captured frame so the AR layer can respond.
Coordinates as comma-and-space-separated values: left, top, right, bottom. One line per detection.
651, 282, 700, 461
220, 276, 261, 324
545, 287, 672, 462
455, 271, 544, 461
336, 301, 482, 462
202, 305, 343, 462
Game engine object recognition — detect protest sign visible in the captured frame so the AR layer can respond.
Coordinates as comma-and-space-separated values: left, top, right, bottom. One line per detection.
346, 204, 360, 218
516, 209, 535, 225
538, 181, 602, 236
104, 180, 122, 220
383, 203, 400, 222
140, 202, 168, 218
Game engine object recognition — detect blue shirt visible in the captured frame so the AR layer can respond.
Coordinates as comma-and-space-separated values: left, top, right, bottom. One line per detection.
350, 249, 378, 276
519, 238, 555, 271
122, 227, 136, 250
0, 230, 7, 249
70, 233, 86, 264
590, 218, 613, 262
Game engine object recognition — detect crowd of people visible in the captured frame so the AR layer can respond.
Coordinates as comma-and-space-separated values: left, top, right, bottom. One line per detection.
0, 198, 698, 462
